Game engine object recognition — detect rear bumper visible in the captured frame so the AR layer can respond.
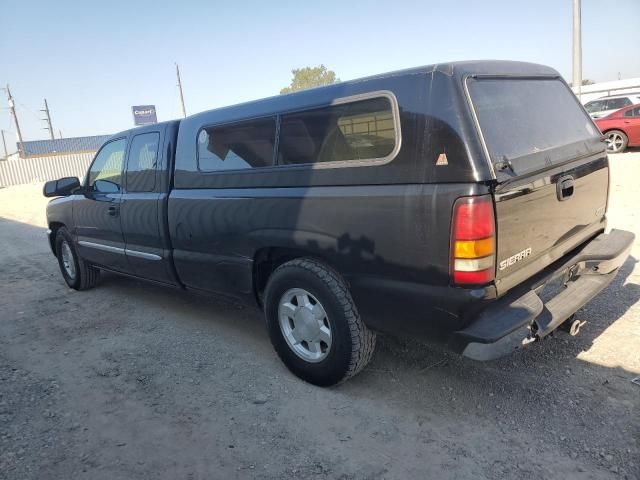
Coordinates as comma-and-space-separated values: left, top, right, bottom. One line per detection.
449, 229, 634, 360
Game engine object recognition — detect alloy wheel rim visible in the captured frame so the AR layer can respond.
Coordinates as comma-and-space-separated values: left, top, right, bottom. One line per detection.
278, 288, 332, 363
605, 132, 624, 152
61, 241, 76, 279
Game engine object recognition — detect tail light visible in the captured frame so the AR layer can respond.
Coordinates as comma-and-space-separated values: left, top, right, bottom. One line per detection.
451, 195, 496, 286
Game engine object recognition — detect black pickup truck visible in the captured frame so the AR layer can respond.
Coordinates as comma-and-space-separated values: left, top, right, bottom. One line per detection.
44, 61, 634, 386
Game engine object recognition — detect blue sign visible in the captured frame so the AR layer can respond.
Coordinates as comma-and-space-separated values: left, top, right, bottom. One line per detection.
131, 105, 157, 126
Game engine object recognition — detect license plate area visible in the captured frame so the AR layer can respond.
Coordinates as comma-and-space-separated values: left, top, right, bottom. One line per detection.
536, 263, 581, 303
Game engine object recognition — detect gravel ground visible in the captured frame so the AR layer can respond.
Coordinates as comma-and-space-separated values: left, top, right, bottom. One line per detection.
0, 151, 638, 480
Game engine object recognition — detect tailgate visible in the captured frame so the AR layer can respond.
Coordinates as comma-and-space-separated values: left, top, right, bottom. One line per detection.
467, 76, 609, 295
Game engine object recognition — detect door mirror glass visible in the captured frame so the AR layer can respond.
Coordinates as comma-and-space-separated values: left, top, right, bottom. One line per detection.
43, 176, 80, 197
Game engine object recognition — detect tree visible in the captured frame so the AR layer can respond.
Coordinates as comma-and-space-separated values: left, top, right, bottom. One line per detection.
280, 65, 339, 94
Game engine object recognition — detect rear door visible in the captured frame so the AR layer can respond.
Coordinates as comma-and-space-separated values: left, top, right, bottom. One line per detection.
74, 137, 131, 272
120, 125, 176, 284
467, 77, 609, 295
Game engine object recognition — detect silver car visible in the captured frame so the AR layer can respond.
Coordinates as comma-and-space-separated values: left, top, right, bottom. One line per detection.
583, 93, 640, 118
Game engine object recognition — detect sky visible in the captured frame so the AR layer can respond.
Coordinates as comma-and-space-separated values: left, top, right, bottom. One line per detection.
1, 0, 639, 148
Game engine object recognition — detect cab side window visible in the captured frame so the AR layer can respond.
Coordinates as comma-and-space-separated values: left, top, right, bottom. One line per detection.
88, 139, 126, 193
278, 96, 396, 165
126, 132, 160, 192
606, 98, 631, 110
198, 117, 276, 171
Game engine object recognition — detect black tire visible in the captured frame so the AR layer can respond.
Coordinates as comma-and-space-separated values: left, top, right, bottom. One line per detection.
605, 129, 628, 153
55, 227, 99, 290
264, 258, 376, 386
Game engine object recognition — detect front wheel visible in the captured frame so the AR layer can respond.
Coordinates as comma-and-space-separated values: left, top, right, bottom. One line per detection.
264, 258, 376, 386
604, 130, 628, 153
55, 228, 99, 290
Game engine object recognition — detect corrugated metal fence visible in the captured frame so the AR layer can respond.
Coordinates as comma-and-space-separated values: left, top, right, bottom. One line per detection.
0, 153, 94, 188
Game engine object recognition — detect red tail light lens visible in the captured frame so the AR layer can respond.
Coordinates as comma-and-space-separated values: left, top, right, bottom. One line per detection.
451, 195, 496, 286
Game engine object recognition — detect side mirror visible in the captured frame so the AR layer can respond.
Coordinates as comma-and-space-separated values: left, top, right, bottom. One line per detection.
43, 176, 81, 197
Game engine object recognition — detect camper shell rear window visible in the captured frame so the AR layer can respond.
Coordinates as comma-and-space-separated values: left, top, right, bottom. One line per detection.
467, 77, 601, 176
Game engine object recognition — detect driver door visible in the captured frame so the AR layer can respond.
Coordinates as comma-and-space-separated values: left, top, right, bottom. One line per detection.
74, 137, 131, 272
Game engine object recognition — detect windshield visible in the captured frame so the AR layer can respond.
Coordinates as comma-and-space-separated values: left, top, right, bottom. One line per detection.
585, 100, 607, 113
468, 78, 600, 173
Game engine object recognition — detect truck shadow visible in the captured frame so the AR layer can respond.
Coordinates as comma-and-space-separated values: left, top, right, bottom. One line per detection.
3, 214, 638, 380
56, 214, 640, 383
2, 215, 639, 476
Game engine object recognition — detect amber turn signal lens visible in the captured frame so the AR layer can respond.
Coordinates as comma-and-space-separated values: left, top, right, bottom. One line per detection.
454, 237, 495, 259
450, 195, 496, 286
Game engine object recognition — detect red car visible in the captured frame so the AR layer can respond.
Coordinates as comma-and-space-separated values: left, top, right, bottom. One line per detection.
594, 103, 640, 153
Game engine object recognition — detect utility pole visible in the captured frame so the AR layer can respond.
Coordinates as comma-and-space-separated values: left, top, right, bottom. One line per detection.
40, 98, 55, 140
572, 0, 582, 99
176, 63, 187, 118
3, 84, 24, 155
1, 130, 7, 159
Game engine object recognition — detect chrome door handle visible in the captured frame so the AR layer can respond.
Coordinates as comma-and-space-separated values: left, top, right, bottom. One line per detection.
557, 175, 574, 201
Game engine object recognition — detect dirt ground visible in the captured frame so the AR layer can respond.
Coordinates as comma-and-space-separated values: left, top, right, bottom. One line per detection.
1, 152, 639, 480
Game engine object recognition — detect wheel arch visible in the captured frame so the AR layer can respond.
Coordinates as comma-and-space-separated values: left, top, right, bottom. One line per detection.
48, 221, 66, 257
600, 127, 629, 136
252, 247, 338, 306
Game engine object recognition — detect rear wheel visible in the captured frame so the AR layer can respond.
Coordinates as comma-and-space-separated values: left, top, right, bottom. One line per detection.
55, 227, 99, 290
264, 258, 376, 386
604, 130, 628, 153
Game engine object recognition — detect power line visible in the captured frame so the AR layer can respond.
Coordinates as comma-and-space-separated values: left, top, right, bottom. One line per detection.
15, 100, 41, 121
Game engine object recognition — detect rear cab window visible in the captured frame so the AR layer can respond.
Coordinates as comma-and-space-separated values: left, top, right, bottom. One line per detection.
467, 77, 601, 177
